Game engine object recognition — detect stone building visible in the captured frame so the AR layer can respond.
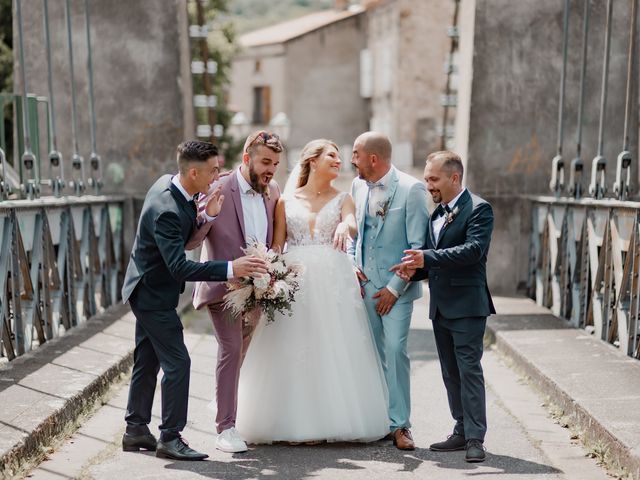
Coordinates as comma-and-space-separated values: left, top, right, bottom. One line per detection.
362, 0, 455, 167
229, 0, 454, 169
229, 5, 368, 168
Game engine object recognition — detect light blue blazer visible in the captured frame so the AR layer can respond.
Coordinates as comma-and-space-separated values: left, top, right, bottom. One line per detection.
350, 167, 429, 303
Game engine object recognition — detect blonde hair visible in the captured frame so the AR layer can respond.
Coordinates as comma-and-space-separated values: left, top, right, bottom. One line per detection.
297, 139, 339, 188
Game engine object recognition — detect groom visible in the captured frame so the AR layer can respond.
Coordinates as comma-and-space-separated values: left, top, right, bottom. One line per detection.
397, 150, 495, 463
187, 130, 283, 453
350, 132, 428, 450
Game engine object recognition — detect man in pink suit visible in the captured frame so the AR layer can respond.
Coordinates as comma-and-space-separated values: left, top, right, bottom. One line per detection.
187, 130, 283, 453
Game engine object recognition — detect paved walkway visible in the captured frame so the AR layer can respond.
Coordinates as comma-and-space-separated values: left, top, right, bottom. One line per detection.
25, 298, 610, 480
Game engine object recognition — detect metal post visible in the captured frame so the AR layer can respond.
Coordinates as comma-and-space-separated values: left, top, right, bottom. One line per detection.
0, 147, 8, 200
65, 0, 85, 196
589, 0, 614, 199
15, 0, 39, 200
613, 0, 638, 200
569, 0, 591, 199
550, 0, 571, 196
439, 0, 460, 151
84, 0, 102, 195
43, 0, 65, 197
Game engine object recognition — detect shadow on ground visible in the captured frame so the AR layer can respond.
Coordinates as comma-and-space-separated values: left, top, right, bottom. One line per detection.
159, 442, 562, 479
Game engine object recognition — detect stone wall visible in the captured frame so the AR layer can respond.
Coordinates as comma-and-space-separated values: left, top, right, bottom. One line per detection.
456, 0, 638, 293
14, 0, 193, 195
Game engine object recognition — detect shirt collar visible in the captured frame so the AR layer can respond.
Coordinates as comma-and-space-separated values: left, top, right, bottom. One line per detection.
236, 168, 256, 195
445, 188, 466, 211
374, 167, 394, 189
171, 174, 193, 202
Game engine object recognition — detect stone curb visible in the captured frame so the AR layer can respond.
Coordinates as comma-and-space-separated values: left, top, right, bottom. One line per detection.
0, 289, 194, 480
486, 318, 640, 480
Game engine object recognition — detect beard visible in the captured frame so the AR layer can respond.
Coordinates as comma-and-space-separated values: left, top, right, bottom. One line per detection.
430, 191, 442, 204
248, 163, 269, 195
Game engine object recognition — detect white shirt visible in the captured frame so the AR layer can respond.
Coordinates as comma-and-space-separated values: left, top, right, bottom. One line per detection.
433, 188, 466, 244
171, 175, 232, 279
367, 167, 394, 217
171, 174, 192, 203
236, 168, 268, 245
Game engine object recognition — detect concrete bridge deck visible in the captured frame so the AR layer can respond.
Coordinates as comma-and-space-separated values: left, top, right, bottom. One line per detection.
1, 294, 638, 479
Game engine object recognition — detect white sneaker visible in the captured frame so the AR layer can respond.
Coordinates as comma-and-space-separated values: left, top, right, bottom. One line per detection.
215, 427, 248, 453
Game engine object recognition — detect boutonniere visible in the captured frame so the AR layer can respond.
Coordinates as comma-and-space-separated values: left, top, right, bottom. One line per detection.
375, 198, 391, 220
445, 206, 460, 225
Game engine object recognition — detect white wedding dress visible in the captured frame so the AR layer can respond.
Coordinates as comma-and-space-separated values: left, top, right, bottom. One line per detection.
236, 192, 389, 443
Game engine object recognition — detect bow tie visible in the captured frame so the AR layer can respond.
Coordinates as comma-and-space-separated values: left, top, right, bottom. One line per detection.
434, 204, 451, 217
366, 181, 384, 189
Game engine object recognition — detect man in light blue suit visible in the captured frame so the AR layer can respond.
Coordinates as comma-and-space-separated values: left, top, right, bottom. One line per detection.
350, 132, 428, 450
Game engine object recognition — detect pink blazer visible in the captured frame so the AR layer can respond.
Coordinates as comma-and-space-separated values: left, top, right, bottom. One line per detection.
187, 169, 280, 309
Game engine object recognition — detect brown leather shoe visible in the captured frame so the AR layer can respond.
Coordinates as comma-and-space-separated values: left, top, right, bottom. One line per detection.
392, 428, 415, 450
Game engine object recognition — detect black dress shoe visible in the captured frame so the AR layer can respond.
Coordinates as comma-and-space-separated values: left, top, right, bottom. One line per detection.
122, 432, 157, 452
156, 437, 208, 461
465, 439, 486, 462
429, 434, 466, 451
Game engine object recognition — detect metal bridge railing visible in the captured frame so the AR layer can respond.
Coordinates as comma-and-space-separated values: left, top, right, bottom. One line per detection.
529, 197, 640, 359
532, 0, 640, 360
0, 195, 125, 362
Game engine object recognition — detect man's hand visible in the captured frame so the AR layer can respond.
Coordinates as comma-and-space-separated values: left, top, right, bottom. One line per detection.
204, 186, 225, 217
401, 249, 425, 269
355, 268, 368, 284
232, 255, 268, 278
332, 222, 351, 252
372, 287, 398, 316
390, 262, 416, 282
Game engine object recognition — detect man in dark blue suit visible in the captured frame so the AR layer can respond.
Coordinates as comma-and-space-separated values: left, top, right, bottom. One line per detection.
394, 150, 495, 463
121, 141, 267, 460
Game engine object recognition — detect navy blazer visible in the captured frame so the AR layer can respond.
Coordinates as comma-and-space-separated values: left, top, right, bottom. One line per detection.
121, 175, 228, 311
413, 189, 496, 320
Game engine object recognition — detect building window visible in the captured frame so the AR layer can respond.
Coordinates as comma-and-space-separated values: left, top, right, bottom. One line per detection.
252, 86, 271, 125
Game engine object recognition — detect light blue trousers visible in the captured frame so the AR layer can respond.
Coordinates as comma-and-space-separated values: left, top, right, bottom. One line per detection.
363, 282, 414, 431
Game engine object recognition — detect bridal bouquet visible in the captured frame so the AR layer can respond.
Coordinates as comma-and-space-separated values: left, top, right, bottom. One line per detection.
223, 242, 305, 323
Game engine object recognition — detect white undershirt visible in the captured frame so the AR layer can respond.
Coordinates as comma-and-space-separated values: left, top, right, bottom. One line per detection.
236, 168, 268, 245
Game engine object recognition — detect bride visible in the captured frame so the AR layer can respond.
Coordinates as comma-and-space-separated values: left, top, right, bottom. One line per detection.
235, 139, 389, 444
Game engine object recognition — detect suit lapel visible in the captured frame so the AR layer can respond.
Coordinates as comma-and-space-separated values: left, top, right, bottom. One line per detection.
229, 170, 247, 244
428, 209, 438, 248
169, 181, 196, 226
373, 168, 398, 240
436, 189, 471, 248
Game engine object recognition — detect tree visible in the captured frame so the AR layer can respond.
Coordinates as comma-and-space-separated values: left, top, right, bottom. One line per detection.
189, 0, 242, 166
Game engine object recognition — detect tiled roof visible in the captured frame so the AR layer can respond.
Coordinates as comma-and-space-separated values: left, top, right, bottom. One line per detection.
239, 6, 365, 48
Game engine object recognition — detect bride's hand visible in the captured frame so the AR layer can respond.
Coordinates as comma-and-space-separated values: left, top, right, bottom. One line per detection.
333, 222, 351, 252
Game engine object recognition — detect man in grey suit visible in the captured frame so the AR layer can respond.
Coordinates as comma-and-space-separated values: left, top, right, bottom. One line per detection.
121, 141, 266, 461
396, 150, 495, 462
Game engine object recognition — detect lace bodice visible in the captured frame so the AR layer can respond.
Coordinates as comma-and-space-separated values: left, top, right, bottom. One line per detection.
285, 192, 347, 247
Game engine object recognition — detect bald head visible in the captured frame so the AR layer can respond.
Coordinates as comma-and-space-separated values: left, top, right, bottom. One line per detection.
357, 131, 392, 163
352, 131, 393, 182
